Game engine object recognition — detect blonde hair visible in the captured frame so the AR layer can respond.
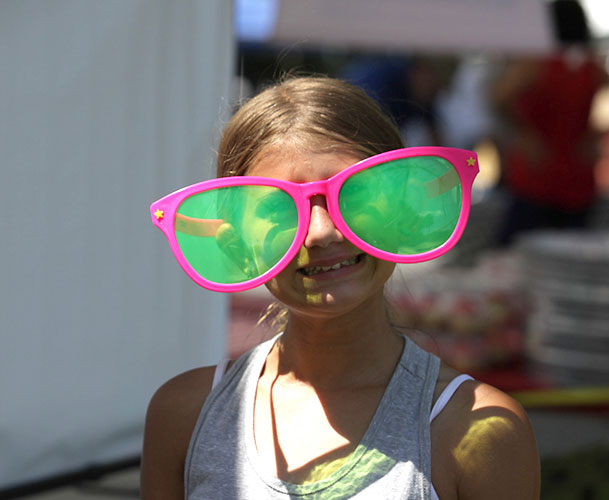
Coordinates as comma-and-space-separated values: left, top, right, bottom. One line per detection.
217, 75, 403, 177
216, 75, 404, 333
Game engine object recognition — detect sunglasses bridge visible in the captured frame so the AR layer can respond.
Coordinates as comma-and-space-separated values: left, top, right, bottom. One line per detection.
296, 177, 336, 200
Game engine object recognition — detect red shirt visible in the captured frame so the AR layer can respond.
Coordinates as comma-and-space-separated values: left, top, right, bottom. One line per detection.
504, 53, 603, 210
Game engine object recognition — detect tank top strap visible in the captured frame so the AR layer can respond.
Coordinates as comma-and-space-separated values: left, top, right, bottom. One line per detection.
429, 374, 474, 423
211, 358, 230, 390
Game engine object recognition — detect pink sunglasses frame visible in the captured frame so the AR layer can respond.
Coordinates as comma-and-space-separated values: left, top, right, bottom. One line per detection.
150, 147, 479, 292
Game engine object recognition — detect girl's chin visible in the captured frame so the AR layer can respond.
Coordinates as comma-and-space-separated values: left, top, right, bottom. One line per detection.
269, 280, 386, 318
265, 256, 395, 314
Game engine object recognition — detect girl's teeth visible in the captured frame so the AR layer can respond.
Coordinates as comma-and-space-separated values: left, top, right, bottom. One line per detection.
302, 256, 360, 276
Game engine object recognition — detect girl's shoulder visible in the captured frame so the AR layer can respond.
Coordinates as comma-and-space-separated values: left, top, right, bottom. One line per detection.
146, 365, 217, 428
143, 360, 238, 452
140, 365, 222, 499
431, 362, 540, 500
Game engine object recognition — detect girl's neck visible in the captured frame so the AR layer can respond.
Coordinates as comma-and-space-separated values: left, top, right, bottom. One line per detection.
267, 298, 403, 390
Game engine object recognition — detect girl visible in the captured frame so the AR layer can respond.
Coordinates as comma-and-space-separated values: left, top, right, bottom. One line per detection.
142, 76, 540, 499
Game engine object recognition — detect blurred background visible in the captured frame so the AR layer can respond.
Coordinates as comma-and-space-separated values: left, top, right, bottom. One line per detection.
1, 0, 608, 499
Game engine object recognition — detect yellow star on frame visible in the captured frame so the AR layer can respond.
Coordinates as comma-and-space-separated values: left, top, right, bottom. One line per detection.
154, 209, 164, 221
466, 156, 476, 167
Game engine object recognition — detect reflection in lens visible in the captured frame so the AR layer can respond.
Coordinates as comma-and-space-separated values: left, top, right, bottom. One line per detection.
176, 185, 298, 285
339, 156, 462, 255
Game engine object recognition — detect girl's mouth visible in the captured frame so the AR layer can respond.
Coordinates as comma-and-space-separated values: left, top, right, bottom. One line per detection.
298, 254, 363, 276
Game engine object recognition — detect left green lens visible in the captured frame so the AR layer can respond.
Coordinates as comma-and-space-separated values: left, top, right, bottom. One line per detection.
175, 185, 298, 285
338, 156, 462, 255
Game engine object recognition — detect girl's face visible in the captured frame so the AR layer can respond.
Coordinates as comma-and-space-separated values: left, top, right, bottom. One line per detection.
247, 148, 396, 317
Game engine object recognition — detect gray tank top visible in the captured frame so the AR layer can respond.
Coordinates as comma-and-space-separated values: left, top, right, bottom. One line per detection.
185, 335, 441, 499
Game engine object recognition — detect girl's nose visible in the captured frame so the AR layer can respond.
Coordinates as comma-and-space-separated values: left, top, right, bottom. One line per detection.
303, 195, 344, 248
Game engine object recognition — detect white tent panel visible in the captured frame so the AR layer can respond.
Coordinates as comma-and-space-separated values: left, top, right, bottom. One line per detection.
271, 0, 553, 53
0, 0, 233, 488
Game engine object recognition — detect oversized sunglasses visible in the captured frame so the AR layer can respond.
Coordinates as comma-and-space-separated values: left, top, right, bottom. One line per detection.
151, 147, 479, 292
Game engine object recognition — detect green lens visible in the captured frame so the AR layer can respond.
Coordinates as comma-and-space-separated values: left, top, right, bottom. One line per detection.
175, 185, 298, 284
339, 156, 462, 255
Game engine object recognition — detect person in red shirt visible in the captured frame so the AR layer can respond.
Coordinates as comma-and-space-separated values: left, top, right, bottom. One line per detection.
492, 0, 607, 245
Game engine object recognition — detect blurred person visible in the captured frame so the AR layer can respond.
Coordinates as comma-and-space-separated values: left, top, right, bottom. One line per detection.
400, 57, 444, 147
141, 76, 539, 499
437, 56, 497, 151
491, 0, 608, 245
342, 55, 442, 147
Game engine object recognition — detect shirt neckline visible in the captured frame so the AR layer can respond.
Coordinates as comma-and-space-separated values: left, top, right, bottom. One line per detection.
243, 334, 411, 495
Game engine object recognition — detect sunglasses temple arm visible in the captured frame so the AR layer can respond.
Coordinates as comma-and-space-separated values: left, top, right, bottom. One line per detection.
175, 213, 224, 237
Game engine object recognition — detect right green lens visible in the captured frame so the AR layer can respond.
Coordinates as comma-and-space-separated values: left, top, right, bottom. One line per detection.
338, 156, 462, 255
175, 185, 298, 284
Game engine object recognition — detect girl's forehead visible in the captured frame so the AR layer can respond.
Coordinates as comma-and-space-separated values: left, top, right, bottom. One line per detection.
247, 148, 363, 183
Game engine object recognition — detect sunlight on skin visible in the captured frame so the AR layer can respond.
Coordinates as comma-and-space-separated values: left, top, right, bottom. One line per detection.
296, 249, 325, 305
453, 415, 515, 465
303, 288, 324, 305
